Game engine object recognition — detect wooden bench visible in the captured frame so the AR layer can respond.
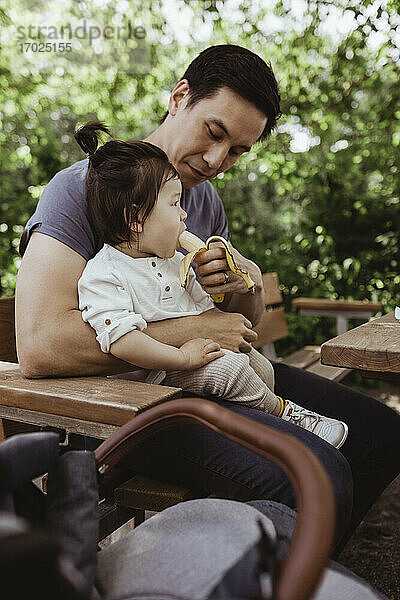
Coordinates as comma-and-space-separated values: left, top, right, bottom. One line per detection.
0, 276, 381, 524
252, 273, 381, 382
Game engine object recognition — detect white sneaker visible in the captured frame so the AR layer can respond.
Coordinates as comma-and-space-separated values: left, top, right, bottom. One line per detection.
280, 398, 348, 449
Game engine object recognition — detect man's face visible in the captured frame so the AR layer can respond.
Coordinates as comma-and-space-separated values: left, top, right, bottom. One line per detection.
164, 86, 267, 189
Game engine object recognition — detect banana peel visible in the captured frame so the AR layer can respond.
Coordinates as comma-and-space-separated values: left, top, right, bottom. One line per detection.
179, 231, 256, 303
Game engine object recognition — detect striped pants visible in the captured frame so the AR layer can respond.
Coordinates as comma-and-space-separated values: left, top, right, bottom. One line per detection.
164, 348, 279, 414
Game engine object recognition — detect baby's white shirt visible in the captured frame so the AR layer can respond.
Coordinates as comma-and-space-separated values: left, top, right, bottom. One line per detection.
78, 244, 214, 354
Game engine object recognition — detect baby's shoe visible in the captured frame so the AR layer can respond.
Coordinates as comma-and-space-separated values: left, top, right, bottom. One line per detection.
278, 397, 348, 449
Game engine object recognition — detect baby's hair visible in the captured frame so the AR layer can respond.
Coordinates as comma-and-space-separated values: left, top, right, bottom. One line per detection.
75, 121, 179, 247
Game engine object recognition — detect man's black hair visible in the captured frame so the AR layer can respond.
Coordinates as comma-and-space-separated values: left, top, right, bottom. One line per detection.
162, 44, 281, 140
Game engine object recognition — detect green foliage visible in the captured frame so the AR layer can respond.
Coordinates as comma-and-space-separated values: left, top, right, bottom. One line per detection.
0, 0, 399, 352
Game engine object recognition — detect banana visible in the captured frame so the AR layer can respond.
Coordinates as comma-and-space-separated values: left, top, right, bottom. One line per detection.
179, 231, 208, 254
179, 230, 256, 303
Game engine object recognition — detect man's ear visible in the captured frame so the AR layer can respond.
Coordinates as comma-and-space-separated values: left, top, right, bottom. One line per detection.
168, 80, 190, 116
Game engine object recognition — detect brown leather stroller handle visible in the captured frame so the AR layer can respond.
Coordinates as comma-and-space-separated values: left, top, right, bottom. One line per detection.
95, 397, 335, 600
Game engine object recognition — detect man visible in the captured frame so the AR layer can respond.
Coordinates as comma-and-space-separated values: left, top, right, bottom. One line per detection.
16, 45, 400, 552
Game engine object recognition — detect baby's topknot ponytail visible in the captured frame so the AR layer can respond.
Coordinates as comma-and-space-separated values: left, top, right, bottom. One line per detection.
74, 121, 111, 157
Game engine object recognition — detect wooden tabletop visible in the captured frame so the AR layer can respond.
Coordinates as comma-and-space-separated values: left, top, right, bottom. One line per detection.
321, 312, 400, 381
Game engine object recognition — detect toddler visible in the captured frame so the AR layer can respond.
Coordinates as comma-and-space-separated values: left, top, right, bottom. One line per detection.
77, 122, 348, 449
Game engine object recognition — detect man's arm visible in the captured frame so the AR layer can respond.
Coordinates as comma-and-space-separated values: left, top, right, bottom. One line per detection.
15, 233, 133, 378
145, 307, 257, 353
16, 233, 256, 378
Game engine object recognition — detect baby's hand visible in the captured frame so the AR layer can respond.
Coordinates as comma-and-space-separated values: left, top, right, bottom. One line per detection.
178, 339, 224, 370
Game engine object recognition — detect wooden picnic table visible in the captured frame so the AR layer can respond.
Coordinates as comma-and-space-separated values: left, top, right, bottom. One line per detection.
321, 312, 400, 383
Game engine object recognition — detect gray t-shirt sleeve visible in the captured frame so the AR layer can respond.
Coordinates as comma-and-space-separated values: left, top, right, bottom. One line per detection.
19, 159, 98, 260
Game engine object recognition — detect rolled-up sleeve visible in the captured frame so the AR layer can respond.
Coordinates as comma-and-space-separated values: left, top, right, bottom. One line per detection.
78, 267, 147, 353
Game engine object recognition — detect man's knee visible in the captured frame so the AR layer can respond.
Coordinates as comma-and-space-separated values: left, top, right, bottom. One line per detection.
253, 432, 353, 546
248, 442, 353, 552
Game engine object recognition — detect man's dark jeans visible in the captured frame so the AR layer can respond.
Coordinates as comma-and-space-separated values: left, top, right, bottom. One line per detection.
95, 362, 400, 554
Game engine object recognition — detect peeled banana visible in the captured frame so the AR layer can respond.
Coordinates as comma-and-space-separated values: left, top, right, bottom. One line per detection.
179, 230, 256, 303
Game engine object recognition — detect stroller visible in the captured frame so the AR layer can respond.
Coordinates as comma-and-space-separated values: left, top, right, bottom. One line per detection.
0, 397, 384, 600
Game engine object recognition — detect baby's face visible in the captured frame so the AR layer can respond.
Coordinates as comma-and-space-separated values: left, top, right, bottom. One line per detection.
138, 177, 186, 258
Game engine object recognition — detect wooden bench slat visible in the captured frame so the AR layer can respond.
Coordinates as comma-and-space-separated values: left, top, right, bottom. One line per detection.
253, 307, 289, 347
280, 346, 350, 381
280, 346, 321, 369
0, 364, 181, 427
0, 405, 118, 439
115, 475, 201, 512
262, 272, 282, 305
306, 361, 351, 382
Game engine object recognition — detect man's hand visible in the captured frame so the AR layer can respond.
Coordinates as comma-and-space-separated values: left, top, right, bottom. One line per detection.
197, 308, 257, 353
194, 241, 265, 325
195, 242, 252, 296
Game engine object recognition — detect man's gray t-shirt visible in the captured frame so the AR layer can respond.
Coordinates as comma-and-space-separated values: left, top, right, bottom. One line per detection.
19, 159, 229, 259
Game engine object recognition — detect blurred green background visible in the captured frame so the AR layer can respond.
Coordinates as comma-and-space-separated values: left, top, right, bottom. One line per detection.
0, 0, 399, 355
